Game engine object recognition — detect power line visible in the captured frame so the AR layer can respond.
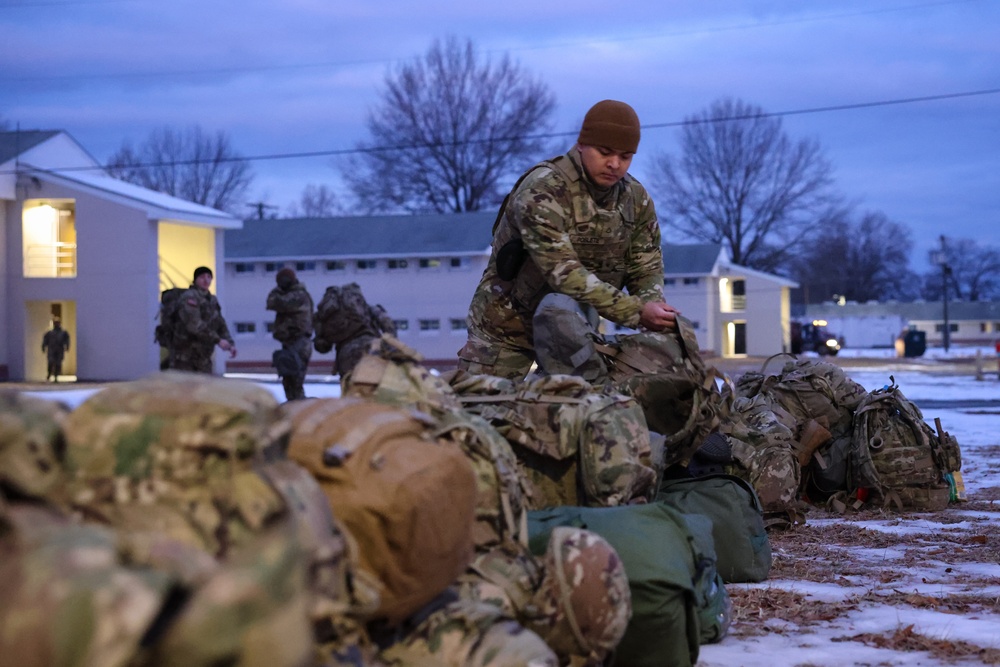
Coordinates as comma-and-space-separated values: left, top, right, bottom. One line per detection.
3, 86, 998, 176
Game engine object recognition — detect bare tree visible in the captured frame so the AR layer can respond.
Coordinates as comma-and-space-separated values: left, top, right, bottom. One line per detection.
342, 36, 557, 214
792, 211, 918, 304
921, 238, 1000, 302
286, 184, 344, 218
652, 98, 845, 273
106, 126, 254, 214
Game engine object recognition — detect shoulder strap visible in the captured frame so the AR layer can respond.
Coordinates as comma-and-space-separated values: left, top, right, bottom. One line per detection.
491, 155, 570, 236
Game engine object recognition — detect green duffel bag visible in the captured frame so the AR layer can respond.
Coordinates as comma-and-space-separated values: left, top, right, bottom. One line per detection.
528, 502, 731, 667
657, 473, 772, 583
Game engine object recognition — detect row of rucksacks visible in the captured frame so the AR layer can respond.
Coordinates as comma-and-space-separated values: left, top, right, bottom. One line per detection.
721, 355, 964, 521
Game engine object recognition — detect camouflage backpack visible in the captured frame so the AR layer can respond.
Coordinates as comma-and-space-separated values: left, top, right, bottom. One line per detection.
733, 356, 868, 500
313, 283, 382, 354
283, 396, 478, 626
154, 286, 186, 348
595, 317, 725, 470
456, 373, 657, 509
849, 379, 962, 511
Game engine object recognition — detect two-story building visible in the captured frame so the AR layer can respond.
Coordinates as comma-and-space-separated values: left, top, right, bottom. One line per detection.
222, 219, 797, 371
1, 129, 241, 381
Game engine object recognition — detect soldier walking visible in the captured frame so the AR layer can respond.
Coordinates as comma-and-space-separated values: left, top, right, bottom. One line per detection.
168, 266, 237, 373
41, 318, 70, 382
266, 268, 314, 401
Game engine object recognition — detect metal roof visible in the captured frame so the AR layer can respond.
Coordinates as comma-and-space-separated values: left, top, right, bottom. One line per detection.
225, 212, 496, 259
662, 243, 723, 274
0, 130, 60, 165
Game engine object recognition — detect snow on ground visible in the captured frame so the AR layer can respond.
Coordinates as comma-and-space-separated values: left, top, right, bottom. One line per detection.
20, 347, 1000, 666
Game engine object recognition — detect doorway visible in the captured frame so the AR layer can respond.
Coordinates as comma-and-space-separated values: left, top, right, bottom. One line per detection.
25, 300, 77, 382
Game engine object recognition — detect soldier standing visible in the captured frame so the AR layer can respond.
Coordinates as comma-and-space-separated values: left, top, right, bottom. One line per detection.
41, 317, 70, 382
458, 99, 680, 380
168, 266, 236, 373
266, 267, 314, 401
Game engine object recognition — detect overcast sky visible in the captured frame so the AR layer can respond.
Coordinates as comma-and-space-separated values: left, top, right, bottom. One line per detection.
2, 0, 998, 267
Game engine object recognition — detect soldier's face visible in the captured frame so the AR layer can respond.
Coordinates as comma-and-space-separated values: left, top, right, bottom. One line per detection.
195, 273, 213, 290
578, 145, 634, 188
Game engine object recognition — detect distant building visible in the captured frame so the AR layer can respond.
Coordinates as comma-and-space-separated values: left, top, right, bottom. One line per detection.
223, 220, 797, 371
1, 129, 241, 381
798, 301, 1000, 349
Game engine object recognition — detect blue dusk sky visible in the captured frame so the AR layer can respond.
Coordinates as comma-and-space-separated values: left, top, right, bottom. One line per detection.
2, 0, 998, 268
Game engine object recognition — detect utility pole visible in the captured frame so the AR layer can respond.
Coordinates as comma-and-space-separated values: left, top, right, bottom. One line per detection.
930, 235, 952, 352
246, 201, 278, 220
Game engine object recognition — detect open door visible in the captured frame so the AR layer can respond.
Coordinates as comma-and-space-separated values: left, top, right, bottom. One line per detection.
25, 300, 77, 382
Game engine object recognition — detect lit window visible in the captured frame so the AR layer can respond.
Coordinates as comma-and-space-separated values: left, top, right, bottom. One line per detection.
420, 258, 442, 269
388, 259, 408, 270
234, 262, 255, 274
419, 319, 440, 331
23, 200, 77, 278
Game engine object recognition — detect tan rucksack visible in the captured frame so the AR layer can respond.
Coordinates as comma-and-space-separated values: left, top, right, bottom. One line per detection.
454, 373, 657, 509
283, 397, 478, 625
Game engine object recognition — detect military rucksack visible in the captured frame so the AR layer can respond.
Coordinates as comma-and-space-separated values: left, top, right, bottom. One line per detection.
283, 397, 478, 625
849, 379, 962, 511
733, 356, 869, 501
154, 286, 187, 348
528, 502, 732, 667
596, 317, 725, 470
313, 283, 383, 354
455, 373, 658, 509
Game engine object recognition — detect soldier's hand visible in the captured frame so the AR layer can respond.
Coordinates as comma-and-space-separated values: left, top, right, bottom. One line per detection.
639, 301, 679, 332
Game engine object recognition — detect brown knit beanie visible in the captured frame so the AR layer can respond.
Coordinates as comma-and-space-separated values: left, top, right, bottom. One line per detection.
577, 100, 641, 153
276, 267, 297, 288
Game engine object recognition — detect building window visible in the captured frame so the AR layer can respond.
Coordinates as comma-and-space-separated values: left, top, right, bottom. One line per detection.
934, 323, 959, 333
982, 322, 990, 333
326, 260, 346, 271
664, 278, 676, 286
266, 322, 276, 333
22, 199, 77, 278
731, 279, 746, 310
683, 277, 700, 286
295, 261, 316, 272
450, 257, 469, 269
995, 322, 1000, 333
394, 319, 409, 331
235, 322, 257, 334
419, 319, 440, 331
356, 259, 377, 271
420, 258, 442, 269
450, 318, 468, 331
388, 259, 408, 270
234, 262, 255, 274
265, 262, 284, 273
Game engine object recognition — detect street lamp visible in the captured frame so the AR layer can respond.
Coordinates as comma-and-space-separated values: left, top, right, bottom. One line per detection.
929, 235, 952, 352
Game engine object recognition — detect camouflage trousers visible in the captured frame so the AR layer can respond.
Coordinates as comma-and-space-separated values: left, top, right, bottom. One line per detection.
279, 336, 312, 401
334, 335, 376, 380
168, 342, 215, 374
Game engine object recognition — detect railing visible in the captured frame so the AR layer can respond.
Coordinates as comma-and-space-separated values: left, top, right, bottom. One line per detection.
24, 242, 77, 277
731, 294, 747, 311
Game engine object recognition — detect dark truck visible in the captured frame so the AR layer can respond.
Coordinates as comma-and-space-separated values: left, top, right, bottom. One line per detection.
791, 320, 842, 356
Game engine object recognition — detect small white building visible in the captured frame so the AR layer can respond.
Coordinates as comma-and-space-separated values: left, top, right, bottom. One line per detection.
1, 129, 241, 381
223, 220, 797, 370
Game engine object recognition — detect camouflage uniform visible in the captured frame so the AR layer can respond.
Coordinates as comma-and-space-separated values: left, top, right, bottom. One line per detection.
41, 323, 70, 380
267, 280, 315, 400
459, 150, 664, 380
169, 284, 234, 374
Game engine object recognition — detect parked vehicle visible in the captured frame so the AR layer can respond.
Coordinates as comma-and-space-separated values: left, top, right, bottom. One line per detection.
791, 320, 842, 356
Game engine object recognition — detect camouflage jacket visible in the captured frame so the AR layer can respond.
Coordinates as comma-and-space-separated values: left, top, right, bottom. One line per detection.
175, 285, 234, 350
266, 281, 314, 344
467, 149, 664, 350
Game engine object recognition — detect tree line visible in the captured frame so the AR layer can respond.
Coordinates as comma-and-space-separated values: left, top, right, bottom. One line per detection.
83, 37, 998, 304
